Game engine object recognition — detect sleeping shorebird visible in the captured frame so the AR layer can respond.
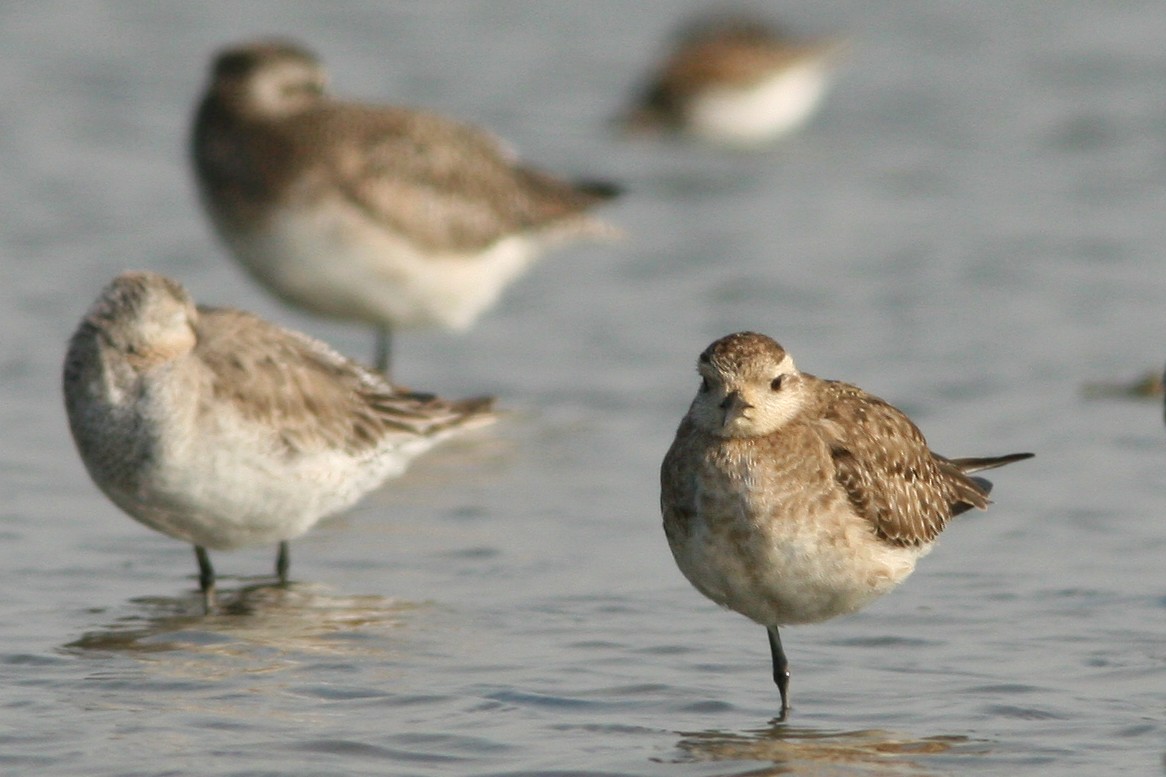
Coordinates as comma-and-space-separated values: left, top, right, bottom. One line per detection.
191, 39, 620, 376
63, 271, 497, 611
622, 15, 845, 145
660, 332, 1031, 718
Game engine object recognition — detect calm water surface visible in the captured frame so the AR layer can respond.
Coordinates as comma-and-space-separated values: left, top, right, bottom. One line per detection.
1, 2, 1164, 775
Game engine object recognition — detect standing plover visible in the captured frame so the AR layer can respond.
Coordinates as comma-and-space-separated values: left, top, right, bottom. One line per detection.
191, 39, 620, 376
63, 271, 496, 611
622, 15, 845, 145
660, 332, 1031, 717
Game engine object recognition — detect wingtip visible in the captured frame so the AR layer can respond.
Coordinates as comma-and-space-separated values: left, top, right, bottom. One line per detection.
455, 396, 505, 432
953, 452, 1034, 474
574, 179, 624, 201
458, 395, 497, 415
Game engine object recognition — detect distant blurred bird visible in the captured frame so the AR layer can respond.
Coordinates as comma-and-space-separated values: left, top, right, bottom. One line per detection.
621, 15, 845, 145
661, 332, 1031, 717
1080, 368, 1164, 401
64, 271, 497, 611
191, 40, 620, 376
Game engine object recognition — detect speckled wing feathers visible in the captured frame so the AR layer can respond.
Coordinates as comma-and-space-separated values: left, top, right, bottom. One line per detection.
814, 379, 989, 546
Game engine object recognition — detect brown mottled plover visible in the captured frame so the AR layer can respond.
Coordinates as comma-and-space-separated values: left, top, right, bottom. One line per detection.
191, 40, 619, 375
63, 271, 496, 611
622, 16, 845, 145
660, 332, 1031, 717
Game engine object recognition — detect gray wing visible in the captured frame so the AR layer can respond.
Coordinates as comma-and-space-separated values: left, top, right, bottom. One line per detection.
316, 104, 617, 253
194, 306, 494, 455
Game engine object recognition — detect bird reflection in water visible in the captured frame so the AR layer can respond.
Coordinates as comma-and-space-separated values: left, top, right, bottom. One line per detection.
63, 581, 419, 662
663, 722, 985, 776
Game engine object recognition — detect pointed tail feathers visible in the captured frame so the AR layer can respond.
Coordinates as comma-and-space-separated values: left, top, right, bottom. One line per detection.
951, 452, 1034, 475
952, 452, 1033, 499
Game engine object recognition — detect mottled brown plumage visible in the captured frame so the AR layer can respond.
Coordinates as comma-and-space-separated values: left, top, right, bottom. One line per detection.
818, 380, 997, 546
661, 331, 1031, 717
191, 40, 619, 373
194, 56, 612, 252
622, 16, 845, 144
649, 19, 824, 97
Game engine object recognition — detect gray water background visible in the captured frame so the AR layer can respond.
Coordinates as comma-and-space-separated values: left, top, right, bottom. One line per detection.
1, 2, 1164, 774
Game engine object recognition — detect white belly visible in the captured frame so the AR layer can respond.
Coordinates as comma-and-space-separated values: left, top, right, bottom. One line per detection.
686, 62, 830, 145
225, 201, 547, 331
102, 393, 436, 551
671, 494, 926, 627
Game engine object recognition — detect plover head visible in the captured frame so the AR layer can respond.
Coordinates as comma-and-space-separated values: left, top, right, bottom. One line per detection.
689, 331, 806, 438
206, 40, 328, 119
85, 272, 199, 370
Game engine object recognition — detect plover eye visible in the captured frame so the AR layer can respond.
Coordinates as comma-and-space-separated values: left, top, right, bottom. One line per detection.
699, 376, 711, 393
770, 375, 784, 391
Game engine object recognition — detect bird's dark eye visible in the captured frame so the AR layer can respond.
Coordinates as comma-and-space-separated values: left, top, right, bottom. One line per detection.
699, 376, 711, 393
770, 375, 784, 391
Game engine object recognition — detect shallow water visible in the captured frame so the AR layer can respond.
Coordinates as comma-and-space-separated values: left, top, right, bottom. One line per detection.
2, 1, 1164, 775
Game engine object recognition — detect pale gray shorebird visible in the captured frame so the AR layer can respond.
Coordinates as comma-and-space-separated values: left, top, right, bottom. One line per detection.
660, 332, 1032, 718
63, 271, 496, 612
191, 39, 620, 376
622, 15, 845, 145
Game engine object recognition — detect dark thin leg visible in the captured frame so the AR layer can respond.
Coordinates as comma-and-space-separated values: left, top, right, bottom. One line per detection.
767, 626, 791, 720
194, 545, 215, 614
276, 541, 290, 585
374, 325, 392, 377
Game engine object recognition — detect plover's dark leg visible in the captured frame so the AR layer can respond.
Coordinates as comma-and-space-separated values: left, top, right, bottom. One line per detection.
194, 545, 215, 613
767, 626, 791, 719
276, 541, 290, 584
374, 326, 393, 376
